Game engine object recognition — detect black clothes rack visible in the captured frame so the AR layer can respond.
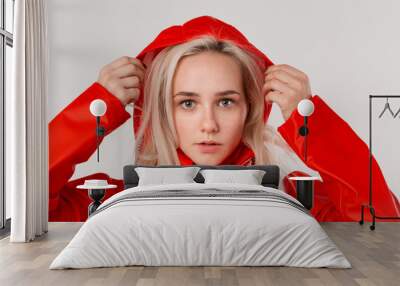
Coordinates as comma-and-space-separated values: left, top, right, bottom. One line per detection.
359, 95, 400, 230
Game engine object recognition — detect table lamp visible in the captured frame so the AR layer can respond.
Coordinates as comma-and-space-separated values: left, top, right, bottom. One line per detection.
297, 98, 315, 163
289, 98, 319, 210
89, 99, 107, 162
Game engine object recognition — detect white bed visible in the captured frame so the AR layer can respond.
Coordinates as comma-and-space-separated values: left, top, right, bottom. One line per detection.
49, 183, 351, 269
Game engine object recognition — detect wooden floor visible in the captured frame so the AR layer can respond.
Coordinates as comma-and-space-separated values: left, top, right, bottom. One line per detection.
0, 222, 399, 286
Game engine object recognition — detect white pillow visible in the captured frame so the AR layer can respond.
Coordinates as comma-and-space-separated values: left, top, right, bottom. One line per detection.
200, 169, 266, 185
135, 167, 201, 186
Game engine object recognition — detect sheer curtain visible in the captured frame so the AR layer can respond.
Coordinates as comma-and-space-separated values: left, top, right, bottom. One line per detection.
8, 0, 48, 242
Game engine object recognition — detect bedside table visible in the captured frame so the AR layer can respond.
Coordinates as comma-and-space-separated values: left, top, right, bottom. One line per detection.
77, 180, 117, 216
288, 176, 321, 210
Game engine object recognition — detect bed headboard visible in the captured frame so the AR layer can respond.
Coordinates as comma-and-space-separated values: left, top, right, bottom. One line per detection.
123, 165, 280, 189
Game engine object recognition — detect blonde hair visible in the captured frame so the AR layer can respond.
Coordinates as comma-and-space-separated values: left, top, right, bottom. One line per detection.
135, 36, 270, 166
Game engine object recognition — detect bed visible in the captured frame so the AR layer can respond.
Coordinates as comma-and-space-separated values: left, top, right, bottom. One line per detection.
49, 165, 351, 269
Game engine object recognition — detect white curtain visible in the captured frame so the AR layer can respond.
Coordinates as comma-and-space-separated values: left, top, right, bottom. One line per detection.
8, 0, 49, 242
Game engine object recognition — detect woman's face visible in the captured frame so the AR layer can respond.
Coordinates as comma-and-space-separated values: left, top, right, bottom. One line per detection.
172, 51, 248, 165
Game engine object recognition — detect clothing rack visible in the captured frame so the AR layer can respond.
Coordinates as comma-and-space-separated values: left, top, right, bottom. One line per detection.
359, 95, 400, 230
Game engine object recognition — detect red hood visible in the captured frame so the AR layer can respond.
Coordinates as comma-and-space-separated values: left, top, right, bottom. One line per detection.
134, 15, 275, 165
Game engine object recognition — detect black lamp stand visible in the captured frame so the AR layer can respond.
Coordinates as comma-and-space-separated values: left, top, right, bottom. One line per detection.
95, 116, 106, 162
299, 116, 309, 162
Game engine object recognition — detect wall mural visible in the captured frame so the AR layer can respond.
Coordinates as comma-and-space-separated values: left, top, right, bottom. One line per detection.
48, 16, 400, 222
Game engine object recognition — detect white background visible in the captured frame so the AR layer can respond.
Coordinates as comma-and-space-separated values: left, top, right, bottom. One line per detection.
47, 0, 400, 198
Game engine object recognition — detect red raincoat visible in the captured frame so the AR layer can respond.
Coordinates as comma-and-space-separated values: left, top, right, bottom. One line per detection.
49, 16, 400, 222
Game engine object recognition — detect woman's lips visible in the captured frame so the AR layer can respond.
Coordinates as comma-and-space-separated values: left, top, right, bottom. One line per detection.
196, 143, 222, 153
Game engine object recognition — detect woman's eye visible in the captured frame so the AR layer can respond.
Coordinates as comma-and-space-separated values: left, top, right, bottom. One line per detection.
180, 100, 195, 109
219, 98, 234, 107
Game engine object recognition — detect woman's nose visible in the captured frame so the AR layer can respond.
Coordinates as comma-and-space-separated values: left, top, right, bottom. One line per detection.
200, 107, 219, 133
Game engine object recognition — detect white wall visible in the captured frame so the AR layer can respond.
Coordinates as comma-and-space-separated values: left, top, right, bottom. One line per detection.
47, 0, 400, 198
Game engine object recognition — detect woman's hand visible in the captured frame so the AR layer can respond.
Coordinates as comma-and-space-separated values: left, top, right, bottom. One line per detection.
97, 56, 145, 106
262, 64, 312, 121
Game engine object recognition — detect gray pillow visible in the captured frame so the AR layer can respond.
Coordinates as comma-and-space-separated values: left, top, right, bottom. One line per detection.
200, 169, 266, 185
135, 166, 201, 186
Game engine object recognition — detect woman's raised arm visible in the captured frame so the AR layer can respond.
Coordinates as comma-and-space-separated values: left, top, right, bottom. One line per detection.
278, 95, 400, 221
48, 82, 131, 214
49, 56, 145, 214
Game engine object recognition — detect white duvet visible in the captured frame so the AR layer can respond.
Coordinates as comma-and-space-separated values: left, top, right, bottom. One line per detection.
49, 183, 351, 269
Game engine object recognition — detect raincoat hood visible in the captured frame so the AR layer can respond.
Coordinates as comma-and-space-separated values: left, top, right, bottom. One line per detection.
134, 15, 275, 165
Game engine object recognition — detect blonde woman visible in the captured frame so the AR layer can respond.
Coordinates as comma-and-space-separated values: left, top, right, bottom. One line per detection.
49, 15, 400, 222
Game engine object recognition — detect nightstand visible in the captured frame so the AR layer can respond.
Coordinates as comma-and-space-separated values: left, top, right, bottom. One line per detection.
288, 176, 321, 210
77, 180, 117, 216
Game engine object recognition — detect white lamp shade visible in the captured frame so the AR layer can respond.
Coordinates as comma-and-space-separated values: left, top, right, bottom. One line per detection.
90, 99, 107, 117
297, 99, 314, 117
